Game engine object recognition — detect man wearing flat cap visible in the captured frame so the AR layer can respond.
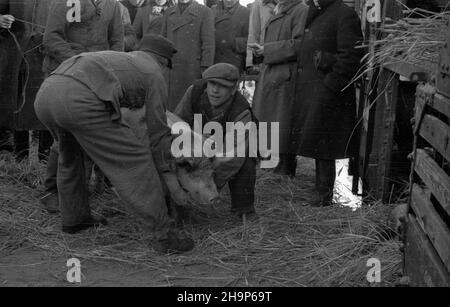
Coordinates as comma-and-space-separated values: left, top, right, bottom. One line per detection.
174, 63, 257, 218
34, 34, 195, 254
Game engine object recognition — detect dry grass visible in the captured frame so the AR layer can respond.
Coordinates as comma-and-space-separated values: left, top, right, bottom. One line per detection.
0, 151, 402, 287
354, 7, 450, 86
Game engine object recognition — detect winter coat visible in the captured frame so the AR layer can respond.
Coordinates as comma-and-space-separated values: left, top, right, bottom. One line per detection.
0, 0, 53, 130
133, 2, 172, 41
161, 1, 215, 111
252, 0, 308, 154
212, 1, 249, 73
246, 0, 275, 67
43, 0, 124, 75
290, 0, 364, 160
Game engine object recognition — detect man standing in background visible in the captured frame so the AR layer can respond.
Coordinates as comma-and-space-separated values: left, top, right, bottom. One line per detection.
0, 12, 15, 153
40, 0, 124, 213
246, 0, 275, 74
212, 0, 249, 74
161, 0, 215, 111
133, 0, 174, 43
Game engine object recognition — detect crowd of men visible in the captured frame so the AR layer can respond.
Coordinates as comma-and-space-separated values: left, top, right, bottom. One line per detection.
0, 0, 364, 254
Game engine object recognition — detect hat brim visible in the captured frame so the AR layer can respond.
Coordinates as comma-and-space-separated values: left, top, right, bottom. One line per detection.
205, 78, 237, 87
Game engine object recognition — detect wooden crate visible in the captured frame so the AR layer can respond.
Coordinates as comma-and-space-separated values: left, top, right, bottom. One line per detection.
405, 83, 450, 286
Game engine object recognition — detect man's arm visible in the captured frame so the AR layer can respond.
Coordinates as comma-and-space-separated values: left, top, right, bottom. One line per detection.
246, 0, 261, 67
200, 6, 215, 70
323, 9, 364, 93
173, 85, 195, 126
233, 8, 249, 55
213, 109, 253, 189
146, 72, 189, 205
160, 8, 168, 37
132, 6, 144, 40
108, 1, 125, 51
145, 73, 175, 174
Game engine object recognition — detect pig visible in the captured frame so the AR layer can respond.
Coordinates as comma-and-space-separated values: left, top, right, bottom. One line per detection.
120, 107, 219, 206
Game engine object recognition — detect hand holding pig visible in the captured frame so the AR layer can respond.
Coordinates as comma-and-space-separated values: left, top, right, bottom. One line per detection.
161, 171, 189, 206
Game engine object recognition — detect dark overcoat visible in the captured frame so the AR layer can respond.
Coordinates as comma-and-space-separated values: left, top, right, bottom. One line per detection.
43, 0, 124, 75
290, 0, 363, 160
212, 2, 249, 73
133, 3, 171, 41
161, 1, 215, 111
0, 0, 53, 130
252, 0, 308, 154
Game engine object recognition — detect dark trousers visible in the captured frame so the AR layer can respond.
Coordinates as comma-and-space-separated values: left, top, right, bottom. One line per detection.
315, 159, 336, 202
228, 158, 256, 214
34, 75, 170, 231
11, 130, 52, 161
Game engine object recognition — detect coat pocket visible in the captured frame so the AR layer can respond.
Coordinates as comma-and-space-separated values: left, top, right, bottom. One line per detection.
266, 63, 291, 87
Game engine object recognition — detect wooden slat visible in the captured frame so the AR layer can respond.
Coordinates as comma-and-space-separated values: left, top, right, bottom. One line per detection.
372, 70, 399, 202
419, 114, 450, 162
432, 93, 450, 119
405, 213, 450, 287
415, 149, 450, 216
384, 61, 431, 81
411, 184, 450, 273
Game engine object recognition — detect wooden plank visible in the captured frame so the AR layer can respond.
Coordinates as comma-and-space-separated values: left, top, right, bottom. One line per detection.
375, 70, 399, 202
414, 149, 450, 216
419, 114, 450, 162
405, 213, 450, 287
432, 93, 450, 119
411, 184, 450, 273
384, 61, 431, 81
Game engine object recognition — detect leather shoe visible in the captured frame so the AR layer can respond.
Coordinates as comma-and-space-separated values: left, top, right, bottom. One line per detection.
39, 192, 59, 214
62, 215, 108, 234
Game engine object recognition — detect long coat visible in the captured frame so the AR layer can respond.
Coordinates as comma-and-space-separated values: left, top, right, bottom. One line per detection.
252, 0, 308, 154
212, 2, 249, 73
43, 0, 124, 75
290, 0, 363, 160
133, 3, 172, 41
161, 1, 215, 111
0, 0, 53, 130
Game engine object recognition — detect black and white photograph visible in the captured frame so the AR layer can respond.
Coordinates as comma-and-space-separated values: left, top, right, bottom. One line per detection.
0, 0, 449, 290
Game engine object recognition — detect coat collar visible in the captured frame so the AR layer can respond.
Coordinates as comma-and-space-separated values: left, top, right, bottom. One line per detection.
214, 2, 243, 23
168, 1, 200, 18
167, 1, 200, 31
267, 0, 301, 24
305, 0, 339, 27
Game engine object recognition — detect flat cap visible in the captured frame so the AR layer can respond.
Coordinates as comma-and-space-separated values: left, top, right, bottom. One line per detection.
138, 34, 177, 63
202, 63, 240, 87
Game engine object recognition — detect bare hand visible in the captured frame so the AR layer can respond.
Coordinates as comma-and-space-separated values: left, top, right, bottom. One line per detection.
161, 172, 189, 206
0, 14, 15, 29
249, 42, 264, 56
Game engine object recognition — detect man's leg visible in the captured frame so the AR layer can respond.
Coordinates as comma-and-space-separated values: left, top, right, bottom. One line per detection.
228, 158, 257, 216
39, 142, 59, 213
0, 127, 13, 152
312, 159, 335, 207
38, 130, 53, 161
57, 130, 92, 228
13, 130, 29, 162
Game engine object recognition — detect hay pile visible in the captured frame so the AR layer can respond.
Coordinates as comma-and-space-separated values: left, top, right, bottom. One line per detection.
361, 7, 450, 77
0, 152, 402, 286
